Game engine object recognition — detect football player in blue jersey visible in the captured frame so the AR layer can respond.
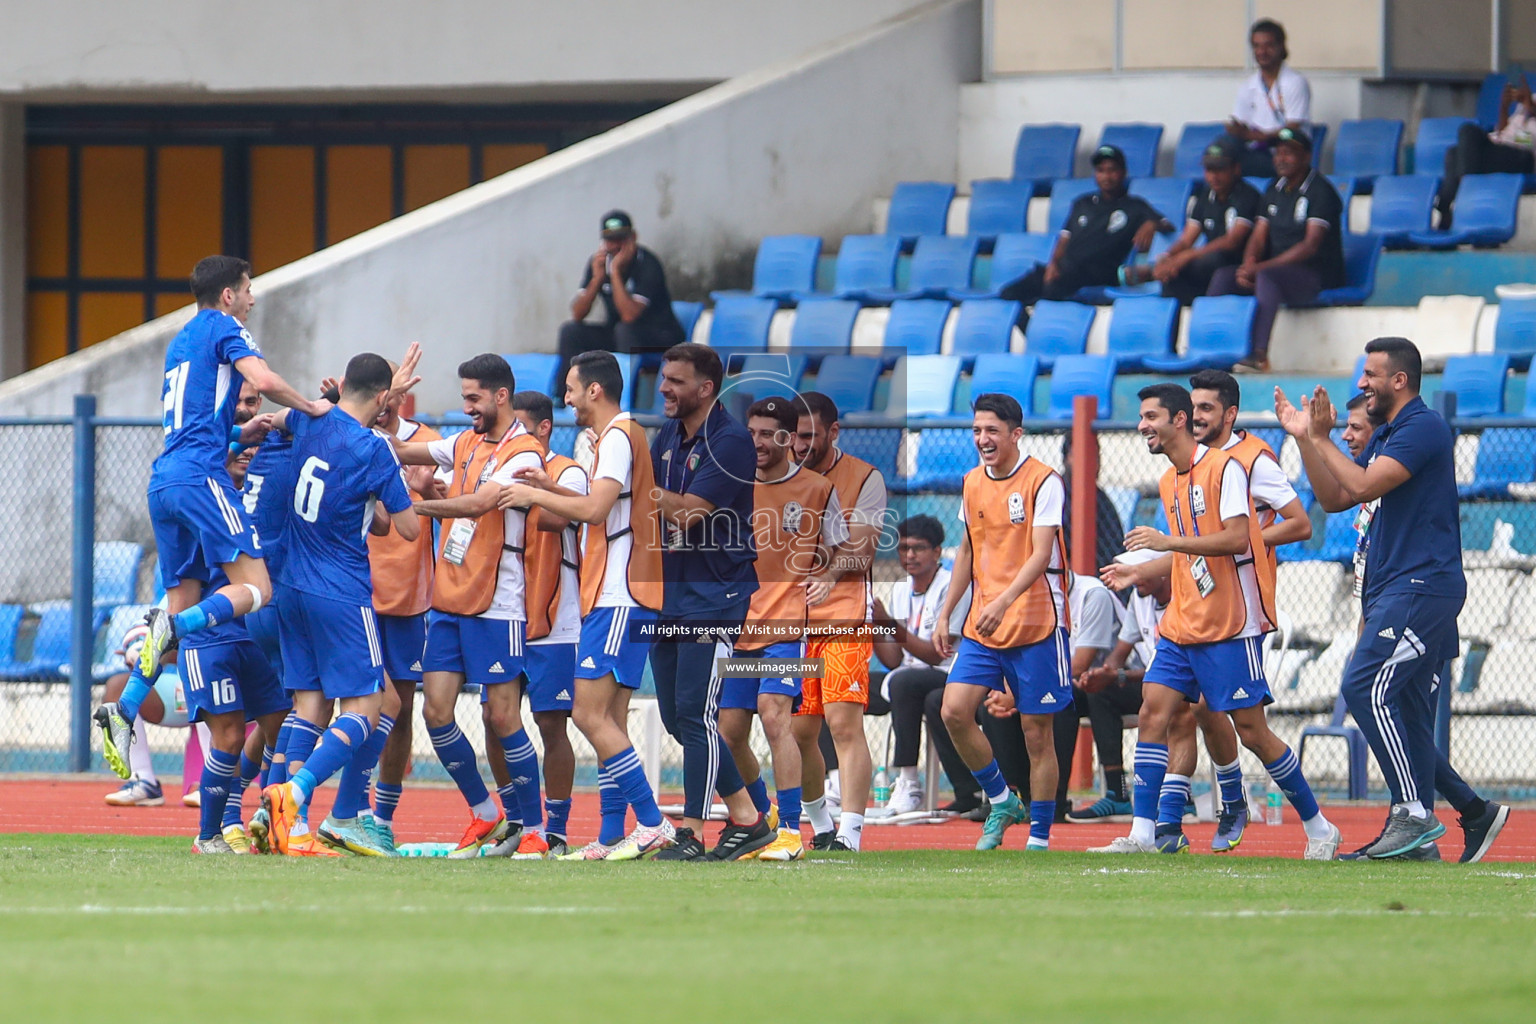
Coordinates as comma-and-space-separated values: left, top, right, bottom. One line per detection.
95, 256, 334, 779
259, 352, 423, 856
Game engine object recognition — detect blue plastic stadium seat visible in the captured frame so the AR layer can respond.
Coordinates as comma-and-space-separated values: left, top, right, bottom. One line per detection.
787, 298, 859, 356
1129, 178, 1193, 229
1413, 117, 1476, 176
93, 541, 142, 609
892, 354, 962, 418
0, 604, 26, 680
1366, 175, 1437, 247
1244, 175, 1273, 195
1173, 122, 1228, 179
948, 233, 1053, 301
503, 353, 563, 396
1408, 173, 1522, 249
905, 428, 974, 493
1011, 123, 1081, 195
708, 234, 821, 303
1461, 427, 1536, 499
853, 235, 980, 304
812, 355, 882, 414
1099, 123, 1163, 178
1328, 175, 1357, 232
1022, 299, 1094, 368
1047, 355, 1116, 420
1104, 296, 1178, 371
726, 353, 808, 404
1141, 295, 1255, 373
1316, 510, 1361, 563
1332, 119, 1403, 191
966, 179, 1033, 243
1312, 233, 1383, 306
949, 299, 1022, 367
967, 354, 1040, 414
707, 295, 777, 354
7, 603, 72, 681
1477, 73, 1510, 130
887, 182, 955, 248
1494, 294, 1536, 370
673, 300, 705, 340
1441, 353, 1512, 418
1310, 123, 1329, 158
816, 235, 902, 301
881, 299, 951, 362
1048, 178, 1100, 234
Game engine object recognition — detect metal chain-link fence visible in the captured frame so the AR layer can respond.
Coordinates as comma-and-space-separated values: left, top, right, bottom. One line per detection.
4, 407, 1532, 802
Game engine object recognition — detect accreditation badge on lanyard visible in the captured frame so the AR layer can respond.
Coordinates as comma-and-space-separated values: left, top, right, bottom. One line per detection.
1173, 485, 1216, 599
444, 430, 522, 565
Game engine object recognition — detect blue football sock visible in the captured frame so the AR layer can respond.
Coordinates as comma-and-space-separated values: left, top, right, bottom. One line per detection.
291, 713, 370, 807
1215, 758, 1246, 809
1132, 742, 1169, 824
222, 751, 261, 829
597, 767, 627, 845
427, 722, 489, 809
282, 717, 324, 782
745, 776, 771, 816
545, 797, 572, 839
499, 730, 542, 831
496, 782, 520, 823
256, 744, 276, 791
374, 782, 403, 823
332, 714, 393, 820
264, 713, 297, 786
1265, 746, 1321, 822
1157, 773, 1191, 828
117, 666, 153, 723
173, 592, 236, 637
198, 748, 240, 841
970, 760, 1010, 806
777, 786, 802, 830
603, 747, 661, 828
1029, 800, 1055, 844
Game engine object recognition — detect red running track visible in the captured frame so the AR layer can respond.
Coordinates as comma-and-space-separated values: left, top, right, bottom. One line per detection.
2, 778, 1531, 861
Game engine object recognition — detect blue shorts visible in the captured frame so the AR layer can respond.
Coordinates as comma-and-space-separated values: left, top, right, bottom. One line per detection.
721, 640, 805, 711
523, 643, 575, 713
179, 638, 291, 723
946, 630, 1072, 715
275, 584, 385, 699
1143, 635, 1270, 713
245, 601, 283, 688
148, 479, 262, 589
422, 612, 525, 687
575, 605, 655, 690
377, 613, 427, 683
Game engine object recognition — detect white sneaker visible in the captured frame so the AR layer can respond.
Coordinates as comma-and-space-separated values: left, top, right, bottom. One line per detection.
105, 776, 164, 807
1088, 835, 1155, 854
884, 778, 923, 815
607, 818, 677, 861
1304, 823, 1343, 861
825, 773, 842, 817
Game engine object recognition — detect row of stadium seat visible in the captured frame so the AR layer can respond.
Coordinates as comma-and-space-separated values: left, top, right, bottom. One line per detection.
996, 116, 1529, 192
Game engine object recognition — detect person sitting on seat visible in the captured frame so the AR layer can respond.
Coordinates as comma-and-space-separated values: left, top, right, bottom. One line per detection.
1437, 76, 1536, 228
1226, 18, 1311, 177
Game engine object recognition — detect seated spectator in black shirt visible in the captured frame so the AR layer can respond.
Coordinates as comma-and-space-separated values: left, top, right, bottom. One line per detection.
1000, 145, 1173, 319
1437, 77, 1536, 228
1207, 127, 1343, 372
1124, 140, 1261, 303
557, 210, 685, 386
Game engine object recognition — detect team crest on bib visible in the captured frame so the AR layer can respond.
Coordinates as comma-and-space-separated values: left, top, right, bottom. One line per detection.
782, 500, 805, 533
1190, 485, 1207, 516
1108, 210, 1128, 233
1007, 491, 1026, 524
1294, 196, 1309, 221
479, 458, 499, 484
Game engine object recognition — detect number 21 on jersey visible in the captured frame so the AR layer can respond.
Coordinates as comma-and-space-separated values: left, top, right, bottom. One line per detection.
163, 361, 191, 436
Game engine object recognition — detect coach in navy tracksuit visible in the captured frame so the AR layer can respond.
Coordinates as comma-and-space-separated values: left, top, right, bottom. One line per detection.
1277, 337, 1465, 859
647, 342, 772, 861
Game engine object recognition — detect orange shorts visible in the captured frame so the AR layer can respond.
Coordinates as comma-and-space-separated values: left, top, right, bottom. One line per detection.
796, 638, 872, 717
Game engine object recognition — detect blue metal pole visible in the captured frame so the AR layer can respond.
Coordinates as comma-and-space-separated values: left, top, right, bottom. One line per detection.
69, 394, 97, 773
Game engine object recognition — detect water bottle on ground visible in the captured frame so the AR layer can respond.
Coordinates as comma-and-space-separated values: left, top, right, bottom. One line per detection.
873, 766, 891, 806
1264, 780, 1283, 826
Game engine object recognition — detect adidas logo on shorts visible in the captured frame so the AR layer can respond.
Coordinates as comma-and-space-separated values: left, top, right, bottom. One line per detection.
580, 656, 596, 669
410, 660, 422, 672
488, 661, 504, 673
1040, 693, 1056, 704
1232, 687, 1249, 699
555, 689, 571, 701
1378, 627, 1396, 640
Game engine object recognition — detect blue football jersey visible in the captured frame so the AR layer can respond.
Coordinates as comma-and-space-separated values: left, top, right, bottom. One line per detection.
244, 431, 295, 582
179, 564, 249, 649
281, 408, 413, 605
149, 309, 262, 493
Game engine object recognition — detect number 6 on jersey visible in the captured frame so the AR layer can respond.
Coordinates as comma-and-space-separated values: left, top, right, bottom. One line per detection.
295, 456, 330, 523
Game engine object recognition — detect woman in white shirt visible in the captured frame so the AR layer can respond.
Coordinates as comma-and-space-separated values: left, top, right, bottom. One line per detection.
1226, 19, 1311, 178
1438, 76, 1536, 228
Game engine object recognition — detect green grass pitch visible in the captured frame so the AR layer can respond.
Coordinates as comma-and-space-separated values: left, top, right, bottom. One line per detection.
2, 834, 1532, 1023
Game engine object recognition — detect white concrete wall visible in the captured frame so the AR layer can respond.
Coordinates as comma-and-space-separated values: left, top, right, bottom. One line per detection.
957, 73, 1365, 182
1, 0, 931, 99
0, 0, 981, 417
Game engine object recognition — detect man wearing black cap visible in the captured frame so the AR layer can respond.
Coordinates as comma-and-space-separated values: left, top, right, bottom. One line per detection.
999, 145, 1172, 317
1126, 139, 1261, 303
557, 210, 685, 385
1207, 127, 1343, 372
